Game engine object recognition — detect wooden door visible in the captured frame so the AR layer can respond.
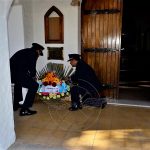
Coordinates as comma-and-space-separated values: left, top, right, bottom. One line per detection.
81, 0, 123, 98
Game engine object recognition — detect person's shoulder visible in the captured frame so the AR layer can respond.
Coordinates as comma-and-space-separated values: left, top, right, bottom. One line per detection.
20, 48, 35, 54
15, 48, 34, 57
82, 60, 96, 73
14, 48, 30, 53
78, 60, 91, 70
79, 60, 87, 65
22, 48, 32, 52
10, 48, 33, 60
81, 60, 92, 68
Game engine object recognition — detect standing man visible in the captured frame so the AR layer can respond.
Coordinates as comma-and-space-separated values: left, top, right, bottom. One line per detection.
68, 54, 106, 111
10, 43, 44, 116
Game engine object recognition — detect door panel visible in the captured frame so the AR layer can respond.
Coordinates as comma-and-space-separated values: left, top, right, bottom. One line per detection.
81, 0, 123, 98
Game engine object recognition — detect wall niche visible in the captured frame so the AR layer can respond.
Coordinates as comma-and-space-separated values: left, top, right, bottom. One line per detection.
44, 6, 64, 43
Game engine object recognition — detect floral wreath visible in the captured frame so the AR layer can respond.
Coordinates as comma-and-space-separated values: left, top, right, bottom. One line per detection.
36, 63, 73, 101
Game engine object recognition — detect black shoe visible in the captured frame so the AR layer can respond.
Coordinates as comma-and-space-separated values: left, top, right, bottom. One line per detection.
69, 104, 82, 111
69, 106, 78, 111
78, 104, 82, 109
69, 101, 83, 111
20, 108, 37, 116
13, 104, 22, 111
101, 101, 107, 109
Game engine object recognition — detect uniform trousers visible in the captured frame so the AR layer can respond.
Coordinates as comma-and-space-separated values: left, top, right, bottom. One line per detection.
13, 75, 39, 109
70, 84, 99, 106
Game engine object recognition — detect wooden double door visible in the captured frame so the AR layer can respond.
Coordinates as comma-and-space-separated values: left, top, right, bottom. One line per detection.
81, 0, 123, 98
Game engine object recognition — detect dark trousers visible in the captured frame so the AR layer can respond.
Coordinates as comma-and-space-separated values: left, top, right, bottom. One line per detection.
70, 85, 92, 106
70, 84, 101, 106
13, 76, 39, 109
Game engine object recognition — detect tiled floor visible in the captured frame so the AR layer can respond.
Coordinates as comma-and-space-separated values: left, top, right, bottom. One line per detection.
9, 97, 150, 150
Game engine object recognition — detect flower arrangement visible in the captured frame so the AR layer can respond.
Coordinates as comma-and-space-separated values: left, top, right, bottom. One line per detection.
36, 63, 73, 101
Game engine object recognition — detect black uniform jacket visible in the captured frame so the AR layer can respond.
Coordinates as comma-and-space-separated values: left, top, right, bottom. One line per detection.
71, 60, 102, 92
10, 48, 37, 83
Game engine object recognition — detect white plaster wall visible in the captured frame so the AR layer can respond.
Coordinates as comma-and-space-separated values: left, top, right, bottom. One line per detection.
18, 0, 34, 48
8, 5, 25, 57
12, 0, 81, 71
8, 4, 27, 108
8, 2, 81, 82
26, 0, 81, 70
0, 0, 16, 149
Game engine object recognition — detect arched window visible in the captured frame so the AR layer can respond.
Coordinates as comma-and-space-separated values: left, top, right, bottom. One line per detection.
44, 6, 64, 43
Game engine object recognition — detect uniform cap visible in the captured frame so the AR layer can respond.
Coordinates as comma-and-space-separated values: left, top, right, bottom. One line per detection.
68, 54, 81, 61
32, 43, 44, 56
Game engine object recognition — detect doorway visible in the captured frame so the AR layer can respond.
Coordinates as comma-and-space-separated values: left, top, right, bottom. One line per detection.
119, 0, 150, 105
